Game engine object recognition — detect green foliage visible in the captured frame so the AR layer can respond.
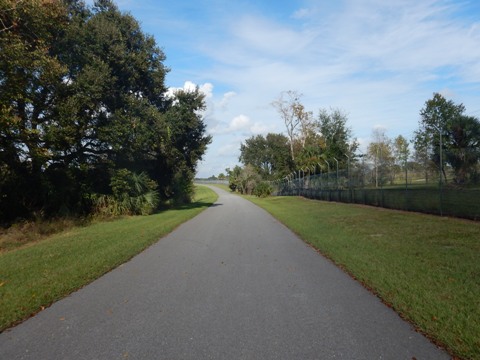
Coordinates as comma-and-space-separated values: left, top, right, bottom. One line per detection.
0, 1, 210, 223
445, 115, 480, 184
93, 169, 159, 216
270, 94, 358, 177
239, 133, 293, 179
237, 165, 261, 195
0, 0, 68, 221
316, 108, 358, 167
226, 165, 262, 194
170, 168, 195, 205
253, 181, 273, 198
415, 93, 480, 184
226, 166, 240, 192
367, 128, 395, 187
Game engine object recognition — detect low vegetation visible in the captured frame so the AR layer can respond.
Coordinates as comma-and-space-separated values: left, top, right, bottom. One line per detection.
247, 195, 480, 360
0, 186, 217, 332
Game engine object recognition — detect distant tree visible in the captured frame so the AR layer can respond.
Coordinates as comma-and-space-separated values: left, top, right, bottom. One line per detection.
236, 164, 261, 195
317, 108, 358, 168
446, 115, 480, 183
226, 165, 261, 194
295, 103, 314, 150
412, 133, 435, 184
272, 90, 303, 161
393, 135, 410, 183
367, 128, 394, 187
414, 93, 480, 184
226, 166, 242, 192
239, 133, 293, 179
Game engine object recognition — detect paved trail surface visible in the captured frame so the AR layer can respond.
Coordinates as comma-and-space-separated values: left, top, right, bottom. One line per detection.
0, 186, 449, 359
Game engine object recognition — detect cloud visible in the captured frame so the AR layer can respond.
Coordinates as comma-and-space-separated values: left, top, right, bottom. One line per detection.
250, 122, 271, 135
229, 114, 251, 131
218, 91, 236, 110
209, 114, 251, 135
199, 82, 213, 98
126, 0, 480, 177
166, 81, 214, 99
218, 143, 240, 156
291, 8, 311, 20
209, 114, 274, 136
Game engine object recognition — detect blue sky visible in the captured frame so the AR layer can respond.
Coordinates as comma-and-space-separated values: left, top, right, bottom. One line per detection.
91, 0, 480, 177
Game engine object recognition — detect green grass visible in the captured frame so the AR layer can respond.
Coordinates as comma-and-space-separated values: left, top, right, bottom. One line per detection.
247, 195, 480, 360
0, 186, 217, 332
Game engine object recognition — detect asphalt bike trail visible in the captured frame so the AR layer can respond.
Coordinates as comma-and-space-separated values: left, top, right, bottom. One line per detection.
0, 186, 450, 359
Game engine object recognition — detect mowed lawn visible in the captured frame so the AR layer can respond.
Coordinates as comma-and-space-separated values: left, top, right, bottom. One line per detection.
0, 186, 217, 332
247, 195, 480, 360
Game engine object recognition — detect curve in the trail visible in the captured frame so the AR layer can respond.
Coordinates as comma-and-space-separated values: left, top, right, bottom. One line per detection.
0, 186, 449, 359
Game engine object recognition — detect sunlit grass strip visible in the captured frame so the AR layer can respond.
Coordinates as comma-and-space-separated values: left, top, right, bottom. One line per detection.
247, 195, 480, 360
0, 186, 217, 332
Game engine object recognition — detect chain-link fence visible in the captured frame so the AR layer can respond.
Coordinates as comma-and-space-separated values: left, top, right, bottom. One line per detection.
273, 169, 480, 221
195, 179, 229, 185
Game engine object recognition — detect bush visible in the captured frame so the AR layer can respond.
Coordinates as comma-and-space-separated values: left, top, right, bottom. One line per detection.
93, 169, 159, 217
253, 181, 273, 198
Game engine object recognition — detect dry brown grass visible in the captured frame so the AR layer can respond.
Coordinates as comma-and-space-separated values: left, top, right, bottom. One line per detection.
0, 218, 87, 252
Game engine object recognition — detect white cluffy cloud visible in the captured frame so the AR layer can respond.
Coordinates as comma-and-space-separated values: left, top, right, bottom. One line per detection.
209, 114, 273, 136
219, 91, 236, 110
165, 81, 213, 99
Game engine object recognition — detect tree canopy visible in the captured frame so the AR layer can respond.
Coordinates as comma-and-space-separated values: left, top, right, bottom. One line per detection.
414, 93, 480, 184
0, 0, 211, 223
239, 133, 293, 179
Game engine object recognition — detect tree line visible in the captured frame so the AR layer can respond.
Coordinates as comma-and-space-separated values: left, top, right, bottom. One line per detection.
228, 91, 480, 194
0, 0, 211, 224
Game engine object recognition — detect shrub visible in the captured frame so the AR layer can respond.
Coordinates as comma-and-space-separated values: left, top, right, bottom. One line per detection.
93, 169, 159, 217
253, 181, 273, 198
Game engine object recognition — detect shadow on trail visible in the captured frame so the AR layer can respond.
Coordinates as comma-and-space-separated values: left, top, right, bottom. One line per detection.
157, 202, 222, 213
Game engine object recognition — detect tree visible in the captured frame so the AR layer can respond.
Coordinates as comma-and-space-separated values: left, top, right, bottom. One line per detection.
239, 133, 293, 179
367, 128, 394, 187
412, 133, 435, 184
0, 0, 211, 222
226, 166, 242, 192
446, 115, 480, 183
295, 103, 314, 150
0, 0, 68, 220
272, 90, 303, 161
393, 135, 410, 184
160, 88, 212, 203
414, 93, 480, 184
317, 108, 358, 168
46, 0, 173, 210
236, 164, 261, 195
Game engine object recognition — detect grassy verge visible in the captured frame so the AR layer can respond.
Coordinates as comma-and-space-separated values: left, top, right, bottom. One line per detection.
247, 195, 480, 360
0, 186, 217, 332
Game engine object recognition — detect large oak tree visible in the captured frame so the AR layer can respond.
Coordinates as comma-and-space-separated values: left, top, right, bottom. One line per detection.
0, 0, 211, 222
